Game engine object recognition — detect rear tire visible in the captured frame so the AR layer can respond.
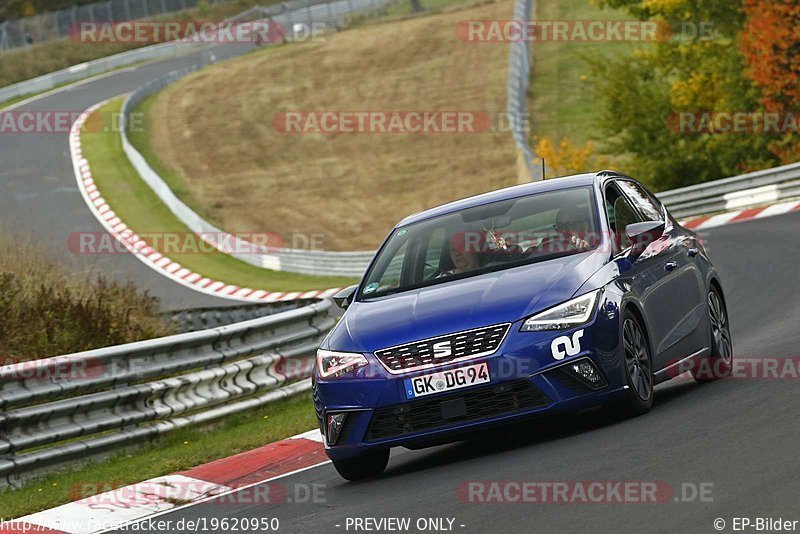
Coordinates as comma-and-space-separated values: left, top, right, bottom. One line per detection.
620, 311, 654, 416
692, 286, 733, 382
332, 449, 390, 481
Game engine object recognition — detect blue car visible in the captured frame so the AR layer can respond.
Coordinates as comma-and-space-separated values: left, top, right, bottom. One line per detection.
313, 171, 733, 481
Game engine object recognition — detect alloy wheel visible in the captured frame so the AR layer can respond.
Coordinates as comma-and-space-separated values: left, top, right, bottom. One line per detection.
623, 318, 653, 401
708, 290, 733, 365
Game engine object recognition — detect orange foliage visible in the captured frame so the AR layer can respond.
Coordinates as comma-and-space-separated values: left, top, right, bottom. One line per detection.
740, 0, 800, 162
535, 137, 608, 178
740, 0, 800, 111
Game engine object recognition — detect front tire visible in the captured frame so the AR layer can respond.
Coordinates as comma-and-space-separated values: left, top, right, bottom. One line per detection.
692, 286, 733, 382
332, 449, 390, 481
620, 311, 654, 416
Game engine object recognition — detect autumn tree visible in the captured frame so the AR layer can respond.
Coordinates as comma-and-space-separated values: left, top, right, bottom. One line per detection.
589, 0, 778, 190
740, 0, 800, 162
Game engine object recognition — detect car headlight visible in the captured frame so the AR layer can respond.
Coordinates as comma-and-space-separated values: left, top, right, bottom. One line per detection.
316, 349, 369, 378
520, 289, 602, 332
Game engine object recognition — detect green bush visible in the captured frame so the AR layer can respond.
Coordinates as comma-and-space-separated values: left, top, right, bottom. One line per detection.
0, 232, 173, 363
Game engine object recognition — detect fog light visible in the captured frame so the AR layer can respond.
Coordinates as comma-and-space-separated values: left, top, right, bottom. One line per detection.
326, 413, 348, 445
573, 361, 598, 381
565, 358, 607, 389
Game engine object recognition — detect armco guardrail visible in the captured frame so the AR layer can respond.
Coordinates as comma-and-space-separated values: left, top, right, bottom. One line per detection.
0, 37, 207, 106
657, 161, 800, 219
165, 299, 317, 332
0, 298, 334, 489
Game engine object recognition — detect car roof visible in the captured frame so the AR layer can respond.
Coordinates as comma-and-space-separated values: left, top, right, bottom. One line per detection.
397, 171, 616, 227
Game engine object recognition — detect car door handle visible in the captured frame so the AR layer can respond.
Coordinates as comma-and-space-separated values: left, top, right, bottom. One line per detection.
664, 261, 678, 272
687, 248, 700, 258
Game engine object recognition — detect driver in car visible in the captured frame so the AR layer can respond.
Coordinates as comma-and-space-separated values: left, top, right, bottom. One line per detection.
439, 230, 483, 277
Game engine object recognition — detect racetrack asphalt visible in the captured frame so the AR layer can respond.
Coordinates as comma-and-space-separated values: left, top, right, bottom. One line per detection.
0, 43, 252, 310
112, 210, 800, 534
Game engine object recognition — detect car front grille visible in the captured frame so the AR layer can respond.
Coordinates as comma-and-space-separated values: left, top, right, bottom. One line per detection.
374, 323, 511, 373
366, 379, 551, 441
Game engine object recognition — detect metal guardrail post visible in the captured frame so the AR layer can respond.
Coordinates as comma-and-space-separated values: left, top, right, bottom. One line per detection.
507, 0, 541, 182
286, 8, 294, 37
0, 22, 9, 51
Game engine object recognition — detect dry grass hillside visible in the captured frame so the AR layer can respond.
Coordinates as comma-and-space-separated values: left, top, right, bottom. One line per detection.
146, 0, 517, 250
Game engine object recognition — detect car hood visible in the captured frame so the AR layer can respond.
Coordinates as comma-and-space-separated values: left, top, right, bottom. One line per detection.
326, 250, 607, 353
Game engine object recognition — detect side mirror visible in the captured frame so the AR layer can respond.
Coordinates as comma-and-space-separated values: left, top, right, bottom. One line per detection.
625, 221, 665, 260
332, 285, 358, 310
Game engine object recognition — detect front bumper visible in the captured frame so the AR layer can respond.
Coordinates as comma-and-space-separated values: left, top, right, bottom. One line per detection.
314, 311, 627, 461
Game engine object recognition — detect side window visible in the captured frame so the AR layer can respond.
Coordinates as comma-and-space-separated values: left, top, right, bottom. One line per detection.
605, 184, 642, 251
617, 180, 663, 222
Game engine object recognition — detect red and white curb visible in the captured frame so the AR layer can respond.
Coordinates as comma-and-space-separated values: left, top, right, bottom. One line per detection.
1, 430, 327, 534
681, 200, 800, 231
69, 100, 342, 302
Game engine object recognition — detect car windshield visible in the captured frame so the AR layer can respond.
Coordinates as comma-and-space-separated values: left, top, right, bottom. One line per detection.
359, 186, 600, 299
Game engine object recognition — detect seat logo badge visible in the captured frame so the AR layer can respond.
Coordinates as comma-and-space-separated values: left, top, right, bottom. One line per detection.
432, 341, 453, 358
551, 330, 584, 360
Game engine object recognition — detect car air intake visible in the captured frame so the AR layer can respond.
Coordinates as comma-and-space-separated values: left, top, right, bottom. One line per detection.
366, 379, 551, 441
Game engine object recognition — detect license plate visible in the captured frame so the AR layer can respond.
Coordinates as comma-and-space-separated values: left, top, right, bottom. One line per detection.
404, 362, 490, 399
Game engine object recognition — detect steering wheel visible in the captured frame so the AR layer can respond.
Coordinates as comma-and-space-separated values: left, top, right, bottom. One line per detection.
423, 261, 448, 281
537, 235, 575, 254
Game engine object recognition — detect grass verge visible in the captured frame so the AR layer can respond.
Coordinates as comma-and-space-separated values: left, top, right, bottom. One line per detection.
82, 98, 358, 292
0, 392, 317, 519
